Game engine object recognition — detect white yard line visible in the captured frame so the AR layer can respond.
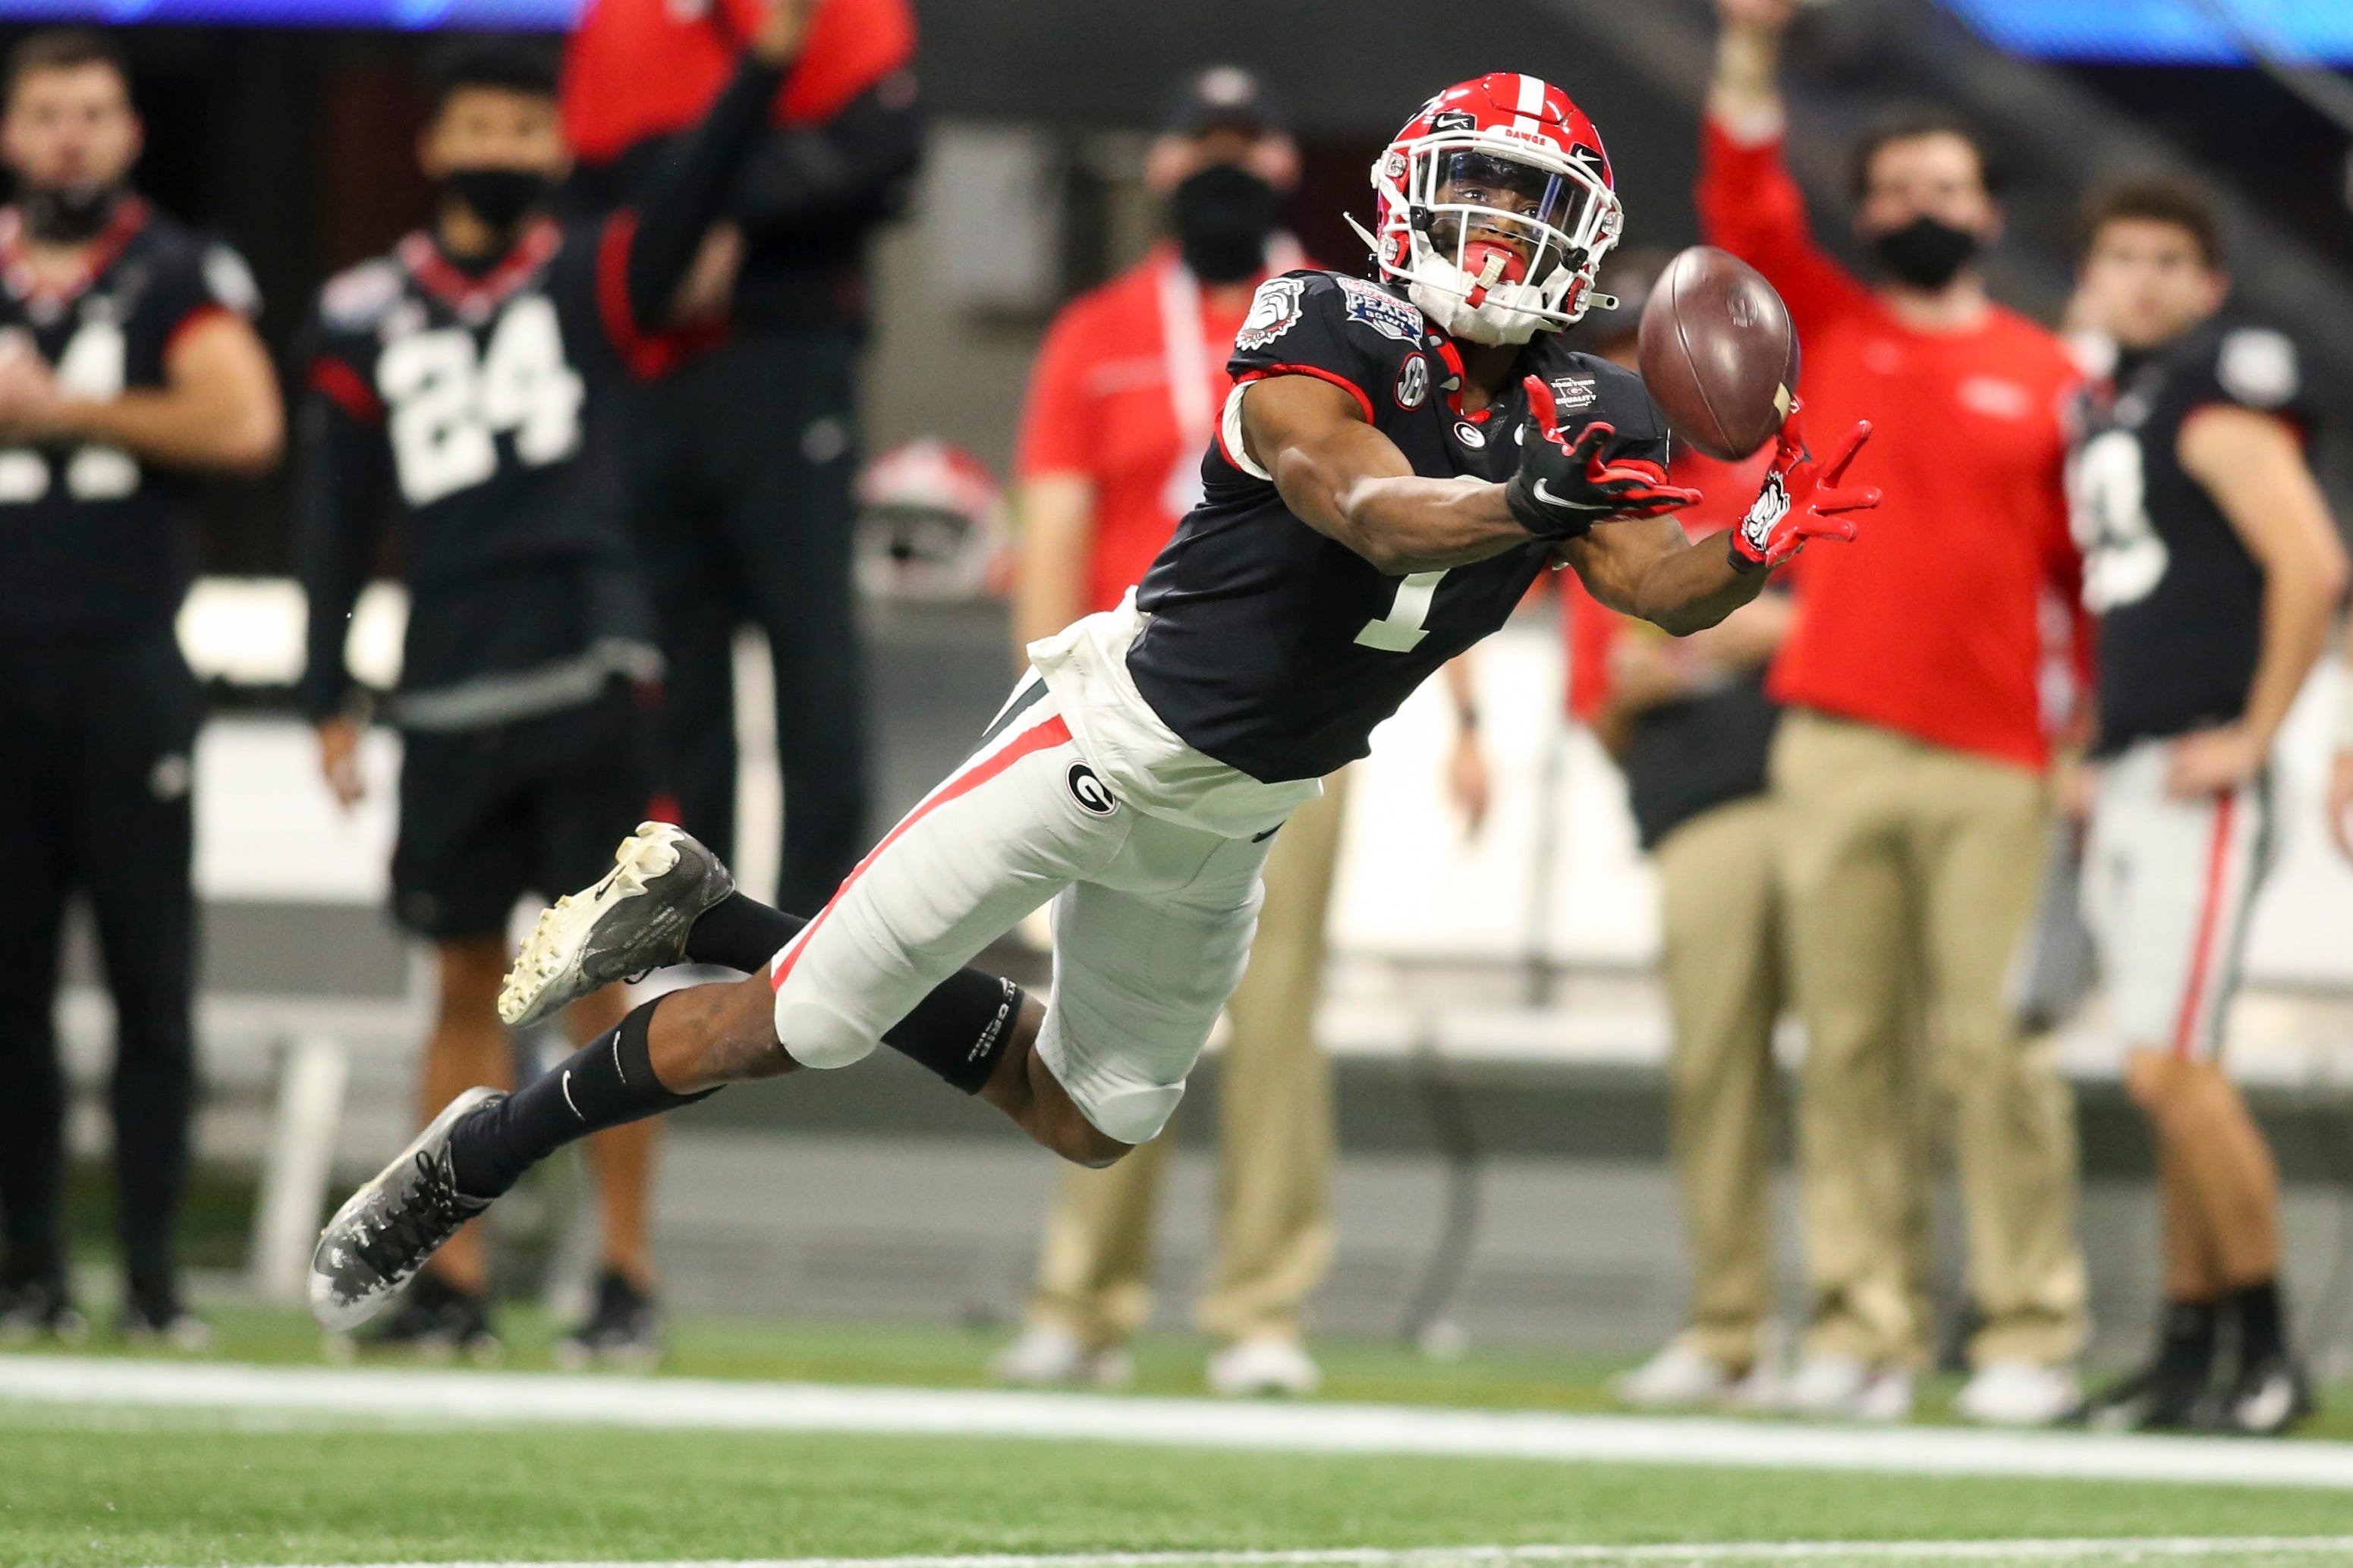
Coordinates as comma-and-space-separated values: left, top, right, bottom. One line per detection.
226, 1542, 2353, 1568
8, 1354, 2353, 1491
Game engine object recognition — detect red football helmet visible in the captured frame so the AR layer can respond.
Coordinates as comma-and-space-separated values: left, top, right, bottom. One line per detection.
1351, 74, 1625, 345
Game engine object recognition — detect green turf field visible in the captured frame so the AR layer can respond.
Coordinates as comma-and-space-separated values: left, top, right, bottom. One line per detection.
7, 1302, 2352, 1568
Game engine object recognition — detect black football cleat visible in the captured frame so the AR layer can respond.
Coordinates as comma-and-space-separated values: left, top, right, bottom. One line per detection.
336, 1272, 502, 1365
2072, 1357, 2211, 1432
554, 1269, 665, 1371
0, 1277, 87, 1346
499, 822, 735, 1030
2207, 1355, 2315, 1437
309, 1088, 500, 1332
119, 1286, 212, 1352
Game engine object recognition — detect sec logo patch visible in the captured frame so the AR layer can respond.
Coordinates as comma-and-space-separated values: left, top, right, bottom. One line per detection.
1066, 762, 1118, 817
1395, 354, 1429, 410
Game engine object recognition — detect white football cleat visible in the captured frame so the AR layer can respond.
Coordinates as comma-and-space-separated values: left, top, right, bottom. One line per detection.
1955, 1359, 2081, 1427
1206, 1335, 1322, 1398
989, 1324, 1133, 1390
499, 822, 736, 1029
1778, 1353, 1913, 1421
1610, 1341, 1746, 1409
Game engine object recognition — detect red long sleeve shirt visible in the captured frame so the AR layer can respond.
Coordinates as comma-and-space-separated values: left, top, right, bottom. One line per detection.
562, 0, 915, 162
1696, 118, 2084, 771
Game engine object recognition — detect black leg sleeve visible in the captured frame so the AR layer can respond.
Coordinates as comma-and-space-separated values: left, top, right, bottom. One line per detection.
448, 997, 709, 1200
684, 891, 806, 973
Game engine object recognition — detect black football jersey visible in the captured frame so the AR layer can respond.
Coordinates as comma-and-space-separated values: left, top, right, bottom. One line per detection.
306, 222, 647, 578
0, 200, 260, 635
300, 222, 663, 715
2068, 317, 2311, 756
1128, 269, 1670, 782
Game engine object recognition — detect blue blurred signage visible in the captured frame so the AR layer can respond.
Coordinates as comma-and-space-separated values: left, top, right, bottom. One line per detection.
1939, 0, 2353, 64
0, 0, 580, 25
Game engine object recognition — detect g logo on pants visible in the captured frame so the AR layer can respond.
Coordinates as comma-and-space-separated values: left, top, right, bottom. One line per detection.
1065, 762, 1118, 817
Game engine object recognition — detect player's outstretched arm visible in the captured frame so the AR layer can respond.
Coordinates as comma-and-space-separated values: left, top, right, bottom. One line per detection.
1241, 374, 1540, 575
1565, 406, 1877, 636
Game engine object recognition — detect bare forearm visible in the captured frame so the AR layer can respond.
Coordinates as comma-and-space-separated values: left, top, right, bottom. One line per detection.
1333, 473, 1533, 574
1011, 555, 1084, 665
55, 388, 281, 473
1710, 17, 1785, 133
2242, 575, 2339, 748
1581, 529, 1766, 636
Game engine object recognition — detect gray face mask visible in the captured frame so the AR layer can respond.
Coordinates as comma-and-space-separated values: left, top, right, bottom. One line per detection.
1869, 214, 1981, 290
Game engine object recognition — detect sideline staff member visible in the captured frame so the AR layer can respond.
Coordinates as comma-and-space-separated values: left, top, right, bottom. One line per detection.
0, 30, 282, 1345
562, 0, 921, 914
1703, 0, 2090, 1425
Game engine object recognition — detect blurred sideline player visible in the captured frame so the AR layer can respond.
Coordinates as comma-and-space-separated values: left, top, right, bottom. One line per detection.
563, 0, 921, 916
1705, 0, 2091, 1424
297, 13, 806, 1361
1559, 248, 1791, 1410
0, 30, 281, 1346
992, 67, 1488, 1399
309, 72, 1880, 1337
2065, 178, 2342, 1434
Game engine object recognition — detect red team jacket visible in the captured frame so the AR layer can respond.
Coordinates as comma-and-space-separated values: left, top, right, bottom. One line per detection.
1697, 118, 2085, 771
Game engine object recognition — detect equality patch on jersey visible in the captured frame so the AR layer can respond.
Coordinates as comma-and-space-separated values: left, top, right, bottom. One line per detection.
1065, 762, 1118, 817
1235, 278, 1307, 352
1395, 353, 1430, 410
1549, 376, 1597, 413
2217, 327, 2298, 410
319, 260, 403, 332
203, 245, 260, 317
1336, 275, 1425, 343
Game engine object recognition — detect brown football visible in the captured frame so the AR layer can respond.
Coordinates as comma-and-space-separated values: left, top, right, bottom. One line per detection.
1636, 245, 1800, 461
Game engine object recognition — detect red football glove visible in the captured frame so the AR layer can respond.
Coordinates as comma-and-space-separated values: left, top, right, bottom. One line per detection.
1505, 375, 1703, 539
1728, 405, 1881, 573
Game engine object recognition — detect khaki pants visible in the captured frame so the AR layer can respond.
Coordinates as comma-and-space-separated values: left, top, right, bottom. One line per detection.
1654, 794, 1785, 1370
1024, 770, 1348, 1347
1773, 711, 2088, 1369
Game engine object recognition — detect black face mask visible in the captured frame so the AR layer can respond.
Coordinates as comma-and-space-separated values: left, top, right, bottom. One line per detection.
1869, 214, 1982, 291
20, 182, 120, 244
443, 167, 552, 234
1170, 163, 1282, 284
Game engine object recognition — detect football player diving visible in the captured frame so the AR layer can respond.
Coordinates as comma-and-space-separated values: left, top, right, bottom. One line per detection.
310, 72, 1883, 1331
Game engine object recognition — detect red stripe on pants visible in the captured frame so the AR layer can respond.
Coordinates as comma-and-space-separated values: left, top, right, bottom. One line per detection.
2171, 789, 2238, 1059
771, 715, 1074, 992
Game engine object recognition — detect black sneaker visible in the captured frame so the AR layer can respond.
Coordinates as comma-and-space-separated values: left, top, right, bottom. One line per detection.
0, 1277, 87, 1345
339, 1272, 501, 1365
309, 1088, 501, 1331
2207, 1355, 2315, 1437
120, 1287, 212, 1352
499, 822, 735, 1029
2075, 1357, 2212, 1431
554, 1269, 665, 1370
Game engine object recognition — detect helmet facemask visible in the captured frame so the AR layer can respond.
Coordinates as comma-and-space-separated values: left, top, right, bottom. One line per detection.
1356, 134, 1623, 346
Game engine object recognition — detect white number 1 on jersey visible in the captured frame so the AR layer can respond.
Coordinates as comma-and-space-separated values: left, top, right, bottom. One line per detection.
1354, 570, 1447, 652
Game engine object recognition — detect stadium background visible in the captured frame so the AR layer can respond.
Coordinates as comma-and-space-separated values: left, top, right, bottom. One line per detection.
9, 0, 2353, 1537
